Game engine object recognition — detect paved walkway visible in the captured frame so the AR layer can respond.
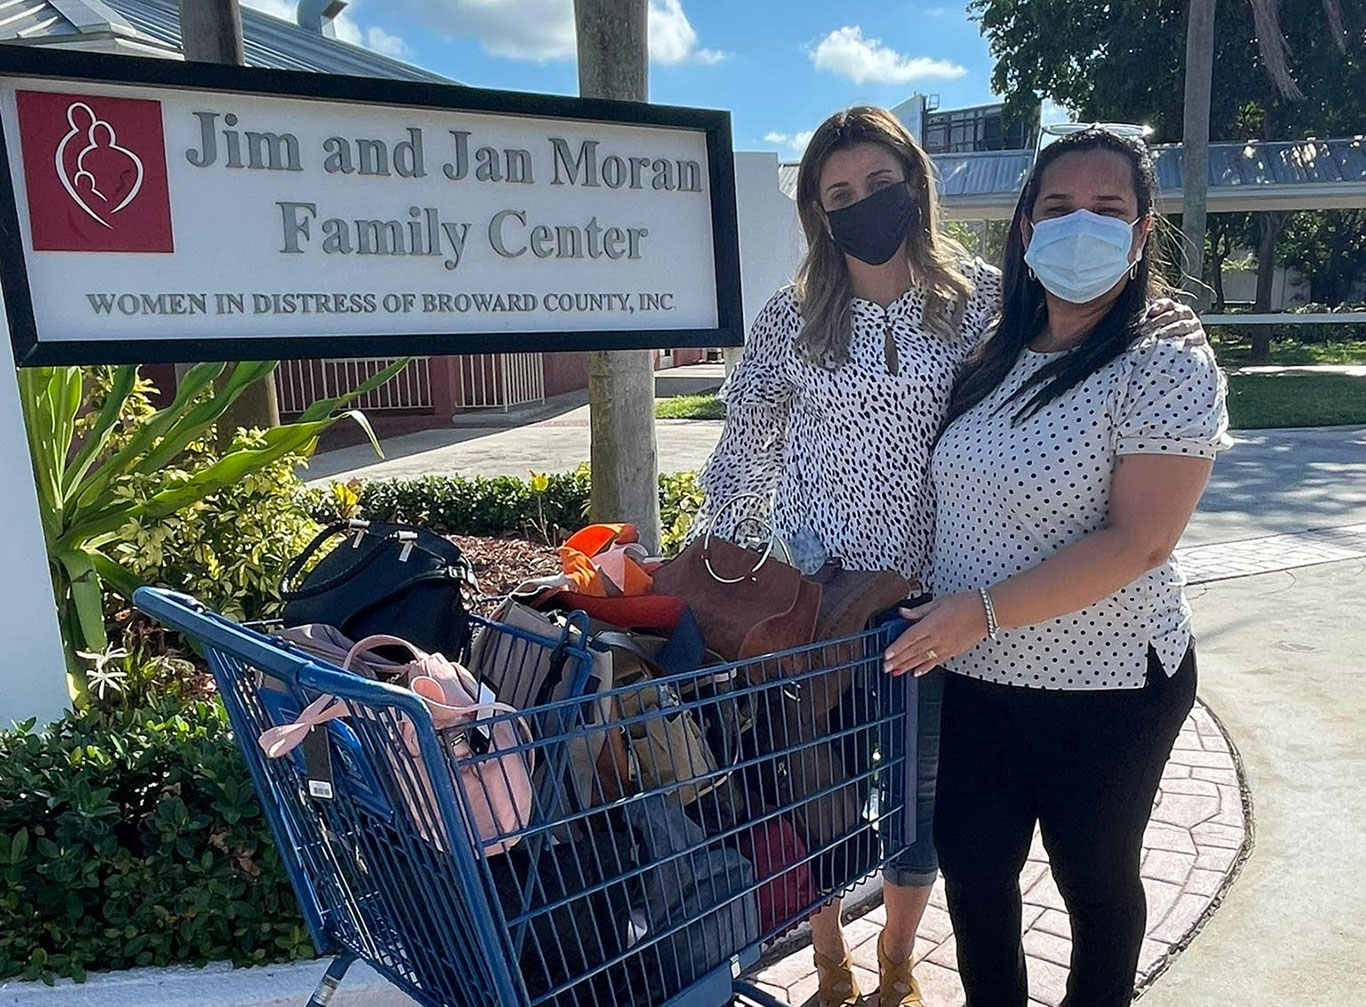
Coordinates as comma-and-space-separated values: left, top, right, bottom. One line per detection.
1138, 559, 1366, 1007
753, 702, 1247, 1007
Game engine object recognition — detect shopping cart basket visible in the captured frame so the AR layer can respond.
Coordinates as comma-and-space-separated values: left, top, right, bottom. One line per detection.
133, 587, 915, 1007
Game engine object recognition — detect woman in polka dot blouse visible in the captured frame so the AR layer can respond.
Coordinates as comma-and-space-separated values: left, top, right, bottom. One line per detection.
884, 128, 1231, 1007
697, 109, 1199, 1007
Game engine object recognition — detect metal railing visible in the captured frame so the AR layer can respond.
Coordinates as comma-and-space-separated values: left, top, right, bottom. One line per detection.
456, 352, 546, 412
275, 358, 433, 415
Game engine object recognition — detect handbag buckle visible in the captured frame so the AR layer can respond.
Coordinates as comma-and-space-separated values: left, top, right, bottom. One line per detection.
393, 530, 418, 563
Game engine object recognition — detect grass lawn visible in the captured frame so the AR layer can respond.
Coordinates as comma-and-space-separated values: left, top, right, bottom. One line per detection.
1226, 372, 1366, 429
656, 377, 1366, 429
656, 393, 725, 419
1209, 335, 1366, 366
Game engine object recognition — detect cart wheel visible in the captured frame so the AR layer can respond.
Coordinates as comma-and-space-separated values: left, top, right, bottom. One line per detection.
305, 954, 357, 1007
732, 980, 792, 1007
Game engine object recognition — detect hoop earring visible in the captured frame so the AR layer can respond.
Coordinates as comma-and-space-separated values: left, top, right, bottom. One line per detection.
1128, 261, 1139, 280
1028, 267, 1037, 281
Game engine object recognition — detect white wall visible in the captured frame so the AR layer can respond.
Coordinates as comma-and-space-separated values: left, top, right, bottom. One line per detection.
728, 152, 805, 374
0, 292, 72, 728
734, 151, 805, 334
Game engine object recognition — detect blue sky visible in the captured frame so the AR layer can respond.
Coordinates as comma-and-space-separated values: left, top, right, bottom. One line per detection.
243, 1, 1003, 159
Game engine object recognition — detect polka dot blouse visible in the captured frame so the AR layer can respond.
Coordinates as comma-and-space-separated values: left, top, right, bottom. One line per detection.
929, 329, 1232, 690
695, 258, 1002, 581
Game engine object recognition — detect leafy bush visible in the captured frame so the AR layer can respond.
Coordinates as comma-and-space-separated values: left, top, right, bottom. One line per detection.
18, 361, 400, 701
0, 701, 309, 984
310, 467, 705, 555
660, 471, 704, 554
112, 430, 322, 622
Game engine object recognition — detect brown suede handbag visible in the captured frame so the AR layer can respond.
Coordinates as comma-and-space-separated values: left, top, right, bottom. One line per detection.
651, 530, 822, 666
802, 565, 916, 725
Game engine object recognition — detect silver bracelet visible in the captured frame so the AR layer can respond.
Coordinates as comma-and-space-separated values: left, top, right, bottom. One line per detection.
979, 587, 1000, 640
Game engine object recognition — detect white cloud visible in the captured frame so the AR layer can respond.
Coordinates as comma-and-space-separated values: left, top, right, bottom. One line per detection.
391, 0, 577, 61
332, 17, 363, 46
379, 0, 723, 65
809, 25, 966, 85
649, 0, 728, 65
241, 1, 411, 60
365, 25, 411, 58
764, 130, 815, 155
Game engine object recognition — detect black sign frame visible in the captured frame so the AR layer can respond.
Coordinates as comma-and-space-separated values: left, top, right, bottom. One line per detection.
0, 46, 743, 366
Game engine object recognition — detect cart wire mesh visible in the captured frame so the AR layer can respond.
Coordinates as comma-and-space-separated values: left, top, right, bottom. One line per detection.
133, 587, 914, 1007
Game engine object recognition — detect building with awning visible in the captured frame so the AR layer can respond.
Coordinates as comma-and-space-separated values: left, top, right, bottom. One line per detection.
778, 137, 1366, 220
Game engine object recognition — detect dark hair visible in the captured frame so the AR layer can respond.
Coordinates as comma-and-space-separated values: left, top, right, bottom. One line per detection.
942, 128, 1171, 429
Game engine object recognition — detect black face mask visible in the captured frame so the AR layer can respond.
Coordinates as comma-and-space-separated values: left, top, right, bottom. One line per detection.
825, 182, 917, 265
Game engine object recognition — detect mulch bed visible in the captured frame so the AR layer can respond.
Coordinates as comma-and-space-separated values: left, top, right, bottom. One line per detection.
104, 536, 559, 703
452, 535, 560, 599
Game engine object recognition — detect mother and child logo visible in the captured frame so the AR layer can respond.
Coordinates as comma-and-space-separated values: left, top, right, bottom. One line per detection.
15, 90, 174, 253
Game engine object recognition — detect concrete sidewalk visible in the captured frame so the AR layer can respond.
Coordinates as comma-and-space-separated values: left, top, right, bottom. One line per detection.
307, 420, 1366, 546
1140, 558, 1366, 1006
306, 364, 726, 483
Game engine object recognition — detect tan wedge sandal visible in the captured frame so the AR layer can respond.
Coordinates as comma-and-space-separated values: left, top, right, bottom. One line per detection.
810, 948, 863, 1007
875, 935, 924, 1007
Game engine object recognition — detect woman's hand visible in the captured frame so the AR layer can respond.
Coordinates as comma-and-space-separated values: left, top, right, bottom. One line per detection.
1141, 298, 1206, 347
883, 592, 988, 677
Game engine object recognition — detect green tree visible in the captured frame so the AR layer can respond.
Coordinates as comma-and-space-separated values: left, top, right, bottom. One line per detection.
972, 0, 1359, 142
971, 0, 1359, 358
1276, 210, 1366, 306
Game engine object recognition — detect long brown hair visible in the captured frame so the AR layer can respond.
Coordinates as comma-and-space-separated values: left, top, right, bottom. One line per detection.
793, 106, 971, 367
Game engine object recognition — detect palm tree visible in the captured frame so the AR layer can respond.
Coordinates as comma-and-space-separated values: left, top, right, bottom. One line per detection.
1180, 0, 1348, 318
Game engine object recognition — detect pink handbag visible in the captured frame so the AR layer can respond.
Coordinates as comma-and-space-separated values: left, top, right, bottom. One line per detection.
258, 634, 535, 856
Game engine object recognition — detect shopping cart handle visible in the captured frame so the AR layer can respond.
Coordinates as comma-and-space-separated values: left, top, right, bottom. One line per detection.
133, 586, 206, 614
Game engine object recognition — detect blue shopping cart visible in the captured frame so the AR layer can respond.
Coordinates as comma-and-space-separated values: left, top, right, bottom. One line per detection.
133, 586, 914, 1007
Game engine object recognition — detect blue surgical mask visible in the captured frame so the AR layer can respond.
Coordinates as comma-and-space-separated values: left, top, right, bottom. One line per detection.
1024, 209, 1143, 304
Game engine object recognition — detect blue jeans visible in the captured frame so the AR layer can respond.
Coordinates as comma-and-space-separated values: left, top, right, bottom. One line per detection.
882, 667, 943, 888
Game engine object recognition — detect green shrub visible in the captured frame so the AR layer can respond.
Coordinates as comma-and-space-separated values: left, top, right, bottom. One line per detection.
18, 360, 398, 701
311, 467, 705, 555
660, 471, 703, 554
112, 430, 322, 623
0, 701, 308, 984
312, 468, 590, 539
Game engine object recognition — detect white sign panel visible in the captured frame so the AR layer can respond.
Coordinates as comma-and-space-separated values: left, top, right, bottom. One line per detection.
0, 48, 741, 365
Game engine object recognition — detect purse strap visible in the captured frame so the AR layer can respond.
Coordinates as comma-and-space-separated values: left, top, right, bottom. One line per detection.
258, 693, 348, 758
344, 634, 428, 670
280, 522, 391, 601
281, 523, 467, 602
260, 634, 535, 766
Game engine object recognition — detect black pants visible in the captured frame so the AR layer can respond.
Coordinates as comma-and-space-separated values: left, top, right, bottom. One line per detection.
934, 647, 1196, 1007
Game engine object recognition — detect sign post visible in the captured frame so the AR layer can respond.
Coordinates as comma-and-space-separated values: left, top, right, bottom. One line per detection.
177, 0, 282, 445
576, 0, 661, 552
0, 294, 70, 727
0, 47, 741, 724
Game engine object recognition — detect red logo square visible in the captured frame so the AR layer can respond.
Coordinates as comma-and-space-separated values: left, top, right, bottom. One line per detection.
15, 90, 174, 253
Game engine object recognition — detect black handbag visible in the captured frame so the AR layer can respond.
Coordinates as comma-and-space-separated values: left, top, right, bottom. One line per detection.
279, 520, 478, 657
